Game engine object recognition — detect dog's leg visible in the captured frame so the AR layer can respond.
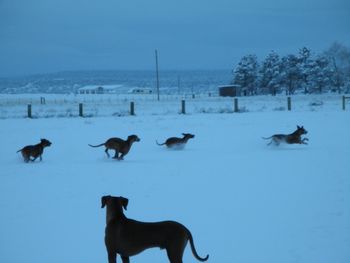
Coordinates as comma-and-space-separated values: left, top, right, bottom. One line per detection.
39, 155, 42, 161
107, 251, 117, 263
105, 148, 110, 158
166, 245, 185, 263
121, 256, 130, 263
113, 150, 119, 159
118, 153, 124, 160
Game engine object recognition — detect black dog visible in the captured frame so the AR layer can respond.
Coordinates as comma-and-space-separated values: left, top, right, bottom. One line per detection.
101, 195, 209, 263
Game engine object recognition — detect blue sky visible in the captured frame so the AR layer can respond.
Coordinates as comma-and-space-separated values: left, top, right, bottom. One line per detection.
0, 0, 349, 77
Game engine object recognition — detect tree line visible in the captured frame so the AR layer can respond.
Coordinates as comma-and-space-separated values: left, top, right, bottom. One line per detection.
231, 42, 350, 95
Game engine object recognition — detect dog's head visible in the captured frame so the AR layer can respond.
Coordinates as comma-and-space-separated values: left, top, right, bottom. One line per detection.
40, 138, 52, 147
127, 135, 141, 143
182, 133, 195, 139
101, 195, 129, 211
296, 125, 308, 135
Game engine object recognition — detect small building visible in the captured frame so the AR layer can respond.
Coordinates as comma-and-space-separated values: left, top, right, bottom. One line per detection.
78, 85, 120, 94
128, 88, 153, 94
218, 85, 241, 97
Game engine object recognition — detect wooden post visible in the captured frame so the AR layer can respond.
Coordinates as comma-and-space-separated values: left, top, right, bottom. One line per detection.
130, 101, 135, 115
27, 104, 32, 118
155, 49, 160, 101
192, 94, 195, 99
234, 98, 239, 112
343, 96, 346, 111
181, 100, 186, 114
287, 97, 291, 111
79, 103, 83, 117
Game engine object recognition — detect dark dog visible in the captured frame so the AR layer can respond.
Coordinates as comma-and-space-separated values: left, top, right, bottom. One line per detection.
16, 138, 52, 162
89, 135, 140, 160
101, 195, 209, 263
263, 125, 309, 146
156, 133, 195, 149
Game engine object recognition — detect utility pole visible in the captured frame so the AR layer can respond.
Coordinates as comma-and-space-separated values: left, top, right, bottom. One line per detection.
155, 49, 160, 101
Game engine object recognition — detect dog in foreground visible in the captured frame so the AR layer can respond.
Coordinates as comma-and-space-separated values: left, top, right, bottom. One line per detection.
156, 133, 195, 149
16, 138, 52, 162
89, 135, 140, 160
101, 195, 209, 263
263, 125, 309, 146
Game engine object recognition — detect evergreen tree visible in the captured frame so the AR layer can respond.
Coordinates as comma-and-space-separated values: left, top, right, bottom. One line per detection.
259, 51, 281, 95
298, 47, 313, 93
280, 54, 301, 95
308, 55, 332, 93
232, 54, 258, 95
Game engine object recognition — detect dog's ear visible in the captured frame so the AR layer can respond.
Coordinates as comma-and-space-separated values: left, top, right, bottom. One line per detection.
297, 125, 301, 129
101, 195, 110, 208
120, 197, 129, 210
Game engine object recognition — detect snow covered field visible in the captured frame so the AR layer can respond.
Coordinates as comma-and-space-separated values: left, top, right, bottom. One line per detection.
0, 95, 349, 263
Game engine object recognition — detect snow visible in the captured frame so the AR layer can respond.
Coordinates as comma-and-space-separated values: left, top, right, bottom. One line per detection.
0, 95, 349, 263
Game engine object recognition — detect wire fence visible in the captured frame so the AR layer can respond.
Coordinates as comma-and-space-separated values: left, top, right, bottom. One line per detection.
0, 93, 348, 119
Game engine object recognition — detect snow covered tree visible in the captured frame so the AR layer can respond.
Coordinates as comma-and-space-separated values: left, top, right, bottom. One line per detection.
323, 42, 350, 92
258, 51, 281, 95
308, 55, 332, 93
279, 54, 302, 95
232, 54, 259, 95
298, 47, 314, 93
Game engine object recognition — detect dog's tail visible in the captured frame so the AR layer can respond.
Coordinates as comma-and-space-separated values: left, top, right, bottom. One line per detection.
156, 140, 165, 146
16, 149, 22, 153
187, 229, 209, 262
88, 143, 105, 148
262, 136, 272, 140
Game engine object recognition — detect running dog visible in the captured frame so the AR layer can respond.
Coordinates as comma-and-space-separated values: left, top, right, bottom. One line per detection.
263, 125, 309, 146
89, 135, 140, 160
17, 138, 52, 162
156, 133, 195, 149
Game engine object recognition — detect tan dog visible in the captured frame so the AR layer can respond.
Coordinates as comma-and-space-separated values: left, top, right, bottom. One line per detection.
156, 133, 195, 149
17, 138, 52, 162
89, 135, 140, 160
263, 125, 309, 146
101, 195, 209, 263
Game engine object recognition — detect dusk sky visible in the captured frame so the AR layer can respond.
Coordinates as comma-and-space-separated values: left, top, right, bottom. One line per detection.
0, 0, 349, 77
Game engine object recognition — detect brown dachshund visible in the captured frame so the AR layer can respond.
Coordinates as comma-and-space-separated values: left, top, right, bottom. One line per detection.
17, 138, 52, 162
89, 135, 140, 160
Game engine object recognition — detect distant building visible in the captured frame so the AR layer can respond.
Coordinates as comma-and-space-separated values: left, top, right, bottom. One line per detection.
78, 85, 120, 94
218, 85, 242, 97
128, 88, 153, 94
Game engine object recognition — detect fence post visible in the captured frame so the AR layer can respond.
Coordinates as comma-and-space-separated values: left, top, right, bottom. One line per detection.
234, 98, 239, 112
79, 103, 83, 117
342, 96, 346, 111
130, 101, 135, 115
287, 97, 291, 111
181, 100, 186, 114
27, 104, 32, 118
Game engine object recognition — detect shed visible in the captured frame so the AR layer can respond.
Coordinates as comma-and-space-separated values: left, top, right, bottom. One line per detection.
78, 85, 120, 94
218, 85, 241, 97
